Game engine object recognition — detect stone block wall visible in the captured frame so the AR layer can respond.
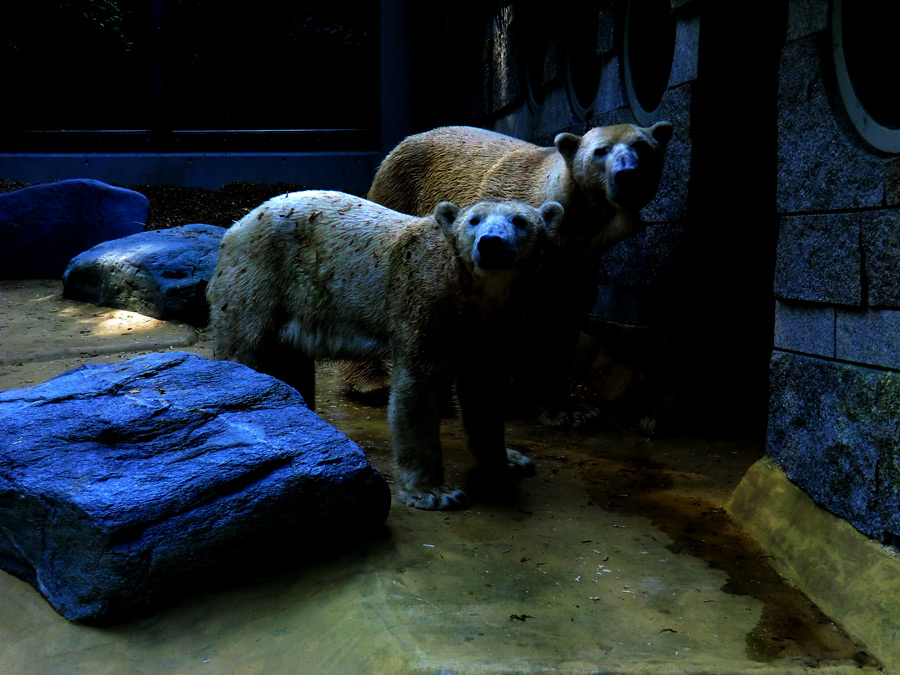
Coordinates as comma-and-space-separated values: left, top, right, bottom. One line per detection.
770, 0, 900, 545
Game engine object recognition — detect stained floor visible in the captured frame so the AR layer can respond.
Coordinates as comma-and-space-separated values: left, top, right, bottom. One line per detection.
0, 281, 882, 673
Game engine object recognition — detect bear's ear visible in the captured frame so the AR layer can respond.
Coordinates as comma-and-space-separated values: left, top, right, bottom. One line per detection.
649, 121, 673, 147
539, 201, 565, 239
554, 133, 582, 163
434, 201, 460, 232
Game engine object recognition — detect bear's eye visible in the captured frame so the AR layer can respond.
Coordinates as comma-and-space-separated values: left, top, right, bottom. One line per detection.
469, 216, 481, 227
593, 146, 609, 159
512, 215, 528, 230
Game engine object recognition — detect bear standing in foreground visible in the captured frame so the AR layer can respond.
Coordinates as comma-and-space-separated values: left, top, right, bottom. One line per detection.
348, 122, 673, 426
207, 190, 563, 510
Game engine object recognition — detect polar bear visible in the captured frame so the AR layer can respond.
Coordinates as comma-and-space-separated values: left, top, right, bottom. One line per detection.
206, 190, 563, 509
350, 122, 673, 426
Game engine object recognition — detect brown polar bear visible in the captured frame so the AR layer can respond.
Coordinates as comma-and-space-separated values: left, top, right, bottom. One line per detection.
344, 122, 673, 425
206, 190, 564, 510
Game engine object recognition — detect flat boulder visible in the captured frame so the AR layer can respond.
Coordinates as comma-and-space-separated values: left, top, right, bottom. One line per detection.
63, 223, 226, 326
0, 352, 391, 623
0, 179, 148, 279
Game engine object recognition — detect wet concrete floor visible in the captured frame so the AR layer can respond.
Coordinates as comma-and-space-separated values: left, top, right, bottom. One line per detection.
0, 281, 883, 673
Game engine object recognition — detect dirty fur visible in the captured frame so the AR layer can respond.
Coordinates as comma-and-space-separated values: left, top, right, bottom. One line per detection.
207, 190, 563, 509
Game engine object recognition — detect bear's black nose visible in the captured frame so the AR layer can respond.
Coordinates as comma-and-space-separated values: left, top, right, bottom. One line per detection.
613, 165, 639, 191
477, 234, 513, 269
478, 234, 504, 256
610, 165, 650, 208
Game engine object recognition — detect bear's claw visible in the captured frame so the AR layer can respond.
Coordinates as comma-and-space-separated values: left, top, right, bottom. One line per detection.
397, 485, 468, 511
505, 448, 536, 476
537, 401, 604, 429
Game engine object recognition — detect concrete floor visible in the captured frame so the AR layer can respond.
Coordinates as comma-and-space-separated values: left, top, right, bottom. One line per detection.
0, 280, 884, 673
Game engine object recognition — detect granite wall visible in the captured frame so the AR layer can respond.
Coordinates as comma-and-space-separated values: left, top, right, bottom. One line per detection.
769, 0, 900, 545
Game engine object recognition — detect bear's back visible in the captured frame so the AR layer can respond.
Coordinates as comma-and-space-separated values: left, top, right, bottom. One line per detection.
222, 191, 406, 278
215, 191, 436, 358
369, 127, 543, 216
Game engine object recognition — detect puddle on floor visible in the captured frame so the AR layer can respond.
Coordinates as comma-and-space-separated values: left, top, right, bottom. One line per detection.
0, 281, 882, 673
576, 452, 877, 667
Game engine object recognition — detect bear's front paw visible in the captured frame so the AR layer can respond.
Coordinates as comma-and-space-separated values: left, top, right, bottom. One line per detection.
397, 484, 468, 511
537, 401, 604, 429
537, 408, 571, 427
505, 448, 536, 477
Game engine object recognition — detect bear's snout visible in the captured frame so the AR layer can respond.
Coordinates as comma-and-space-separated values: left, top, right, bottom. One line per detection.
475, 232, 515, 270
612, 166, 639, 198
609, 149, 652, 208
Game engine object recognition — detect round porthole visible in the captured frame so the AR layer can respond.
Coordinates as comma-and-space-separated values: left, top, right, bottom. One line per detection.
565, 8, 603, 119
525, 39, 549, 109
519, 8, 554, 110
622, 0, 675, 125
832, 0, 900, 152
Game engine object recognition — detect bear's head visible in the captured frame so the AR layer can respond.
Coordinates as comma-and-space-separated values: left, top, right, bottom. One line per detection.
555, 121, 673, 213
434, 200, 564, 275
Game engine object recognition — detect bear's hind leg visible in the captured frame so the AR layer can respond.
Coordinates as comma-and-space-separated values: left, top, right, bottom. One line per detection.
282, 353, 317, 411
457, 360, 535, 502
389, 364, 466, 510
258, 346, 317, 410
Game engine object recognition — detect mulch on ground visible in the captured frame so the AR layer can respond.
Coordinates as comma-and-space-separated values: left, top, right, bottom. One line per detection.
0, 179, 310, 231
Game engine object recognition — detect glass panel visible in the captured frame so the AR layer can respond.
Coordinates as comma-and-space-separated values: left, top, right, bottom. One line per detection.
1, 0, 380, 141
625, 0, 675, 117
841, 0, 900, 130
2, 0, 152, 131
162, 0, 380, 131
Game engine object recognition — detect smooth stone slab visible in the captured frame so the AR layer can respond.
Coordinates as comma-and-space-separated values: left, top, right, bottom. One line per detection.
0, 179, 148, 279
0, 351, 390, 623
63, 223, 226, 326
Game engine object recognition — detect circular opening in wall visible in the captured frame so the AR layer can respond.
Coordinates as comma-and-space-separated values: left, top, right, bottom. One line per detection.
565, 8, 603, 118
525, 40, 549, 108
833, 0, 900, 152
623, 0, 675, 125
519, 8, 554, 110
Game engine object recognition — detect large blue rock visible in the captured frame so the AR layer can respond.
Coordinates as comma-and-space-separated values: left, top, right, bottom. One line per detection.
63, 223, 226, 326
0, 179, 148, 279
0, 352, 390, 623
